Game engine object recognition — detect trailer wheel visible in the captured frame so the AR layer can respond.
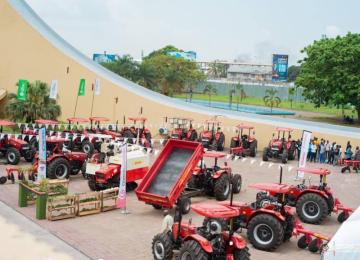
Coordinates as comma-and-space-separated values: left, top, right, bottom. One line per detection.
179, 240, 209, 260
262, 148, 269, 161
249, 141, 257, 157
296, 193, 328, 224
6, 148, 21, 165
178, 197, 191, 215
297, 235, 311, 249
233, 246, 250, 260
152, 232, 174, 260
48, 158, 71, 179
232, 174, 242, 194
214, 174, 231, 201
0, 176, 7, 184
247, 214, 284, 251
337, 212, 349, 223
308, 239, 321, 253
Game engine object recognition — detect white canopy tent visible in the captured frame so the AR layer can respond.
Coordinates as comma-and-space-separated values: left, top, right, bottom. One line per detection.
323, 207, 360, 260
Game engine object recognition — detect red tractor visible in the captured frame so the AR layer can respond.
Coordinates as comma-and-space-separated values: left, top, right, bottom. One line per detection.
187, 151, 242, 201
230, 124, 257, 158
0, 120, 35, 165
168, 117, 198, 141
121, 117, 152, 148
151, 206, 250, 260
88, 116, 121, 140
22, 119, 59, 149
262, 127, 296, 164
33, 137, 87, 179
253, 167, 354, 224
198, 119, 225, 151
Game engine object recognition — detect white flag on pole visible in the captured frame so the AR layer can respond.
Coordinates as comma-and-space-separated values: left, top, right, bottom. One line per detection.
49, 80, 58, 99
94, 78, 101, 96
297, 130, 312, 179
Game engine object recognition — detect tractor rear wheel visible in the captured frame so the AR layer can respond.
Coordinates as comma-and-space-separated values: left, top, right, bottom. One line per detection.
297, 235, 311, 249
247, 214, 284, 251
48, 158, 71, 179
152, 232, 174, 260
179, 240, 209, 260
249, 140, 257, 157
281, 152, 288, 164
262, 148, 269, 161
296, 193, 329, 224
82, 140, 94, 154
178, 197, 191, 215
187, 175, 200, 189
232, 174, 242, 194
6, 148, 21, 165
214, 174, 231, 201
233, 246, 250, 260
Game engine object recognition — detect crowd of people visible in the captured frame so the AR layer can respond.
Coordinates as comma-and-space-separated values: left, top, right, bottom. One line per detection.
300, 138, 360, 165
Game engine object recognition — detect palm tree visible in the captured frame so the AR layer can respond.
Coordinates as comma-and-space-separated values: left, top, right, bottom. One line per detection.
235, 83, 244, 110
6, 81, 61, 122
203, 84, 217, 106
288, 87, 295, 109
263, 88, 281, 113
229, 86, 235, 108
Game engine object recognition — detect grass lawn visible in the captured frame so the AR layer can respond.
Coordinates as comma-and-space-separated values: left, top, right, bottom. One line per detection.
175, 93, 357, 118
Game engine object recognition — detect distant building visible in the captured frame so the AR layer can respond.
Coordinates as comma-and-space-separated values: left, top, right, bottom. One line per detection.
227, 64, 272, 82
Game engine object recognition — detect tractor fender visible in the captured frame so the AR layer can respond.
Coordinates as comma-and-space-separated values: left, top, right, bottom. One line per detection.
222, 232, 247, 250
297, 189, 329, 201
213, 170, 227, 179
184, 234, 213, 253
249, 209, 286, 223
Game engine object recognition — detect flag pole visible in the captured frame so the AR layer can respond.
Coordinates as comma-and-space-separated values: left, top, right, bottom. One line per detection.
73, 94, 79, 117
90, 83, 95, 117
113, 97, 118, 122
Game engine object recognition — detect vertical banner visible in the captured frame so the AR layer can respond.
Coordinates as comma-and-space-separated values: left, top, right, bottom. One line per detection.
117, 144, 127, 209
297, 130, 312, 178
272, 54, 289, 82
17, 79, 28, 101
49, 80, 58, 99
37, 127, 47, 180
78, 78, 86, 96
94, 78, 101, 96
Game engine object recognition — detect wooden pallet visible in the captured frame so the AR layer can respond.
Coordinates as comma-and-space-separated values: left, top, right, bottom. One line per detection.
76, 192, 101, 216
47, 179, 69, 196
101, 188, 119, 212
47, 195, 76, 221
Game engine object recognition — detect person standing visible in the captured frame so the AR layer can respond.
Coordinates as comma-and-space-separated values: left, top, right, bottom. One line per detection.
325, 140, 331, 162
329, 142, 336, 165
310, 141, 317, 162
333, 145, 340, 166
319, 140, 326, 163
344, 142, 352, 160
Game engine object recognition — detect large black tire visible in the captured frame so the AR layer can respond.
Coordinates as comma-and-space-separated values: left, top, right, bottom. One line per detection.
29, 138, 38, 150
126, 181, 138, 191
249, 140, 257, 157
82, 140, 95, 154
81, 162, 87, 179
308, 239, 320, 253
230, 138, 239, 148
232, 174, 242, 194
283, 215, 294, 241
6, 147, 21, 165
189, 130, 198, 141
187, 175, 200, 189
178, 240, 209, 260
296, 193, 329, 224
0, 176, 7, 184
337, 211, 349, 223
216, 133, 225, 151
152, 232, 174, 260
297, 235, 311, 249
47, 158, 71, 179
281, 152, 288, 164
288, 142, 296, 160
247, 214, 284, 251
214, 174, 231, 201
178, 197, 191, 215
152, 204, 163, 210
262, 148, 269, 161
88, 178, 102, 191
233, 247, 251, 260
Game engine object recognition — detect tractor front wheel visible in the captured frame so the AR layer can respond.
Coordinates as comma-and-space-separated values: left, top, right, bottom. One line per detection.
296, 193, 329, 224
249, 141, 257, 157
214, 174, 231, 201
247, 214, 284, 251
233, 247, 250, 260
82, 140, 95, 154
232, 174, 242, 194
152, 232, 174, 260
6, 148, 21, 165
47, 158, 71, 179
179, 240, 209, 260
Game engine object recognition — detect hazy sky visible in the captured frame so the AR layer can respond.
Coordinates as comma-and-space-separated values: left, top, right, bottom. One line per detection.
26, 0, 360, 65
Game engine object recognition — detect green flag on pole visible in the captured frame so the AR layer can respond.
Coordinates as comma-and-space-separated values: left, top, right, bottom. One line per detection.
78, 79, 86, 96
17, 79, 28, 101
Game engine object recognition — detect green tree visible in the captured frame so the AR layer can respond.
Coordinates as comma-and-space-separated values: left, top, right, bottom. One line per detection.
263, 88, 281, 113
287, 65, 301, 82
6, 81, 61, 122
235, 83, 244, 110
145, 45, 182, 60
288, 87, 296, 108
296, 33, 360, 122
137, 61, 158, 90
101, 55, 139, 82
208, 60, 229, 78
203, 83, 217, 105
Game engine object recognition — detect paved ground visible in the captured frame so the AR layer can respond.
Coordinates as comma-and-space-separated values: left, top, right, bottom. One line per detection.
0, 155, 359, 260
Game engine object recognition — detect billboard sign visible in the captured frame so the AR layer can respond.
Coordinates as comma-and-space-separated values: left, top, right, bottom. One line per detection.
167, 51, 197, 61
93, 53, 118, 63
272, 54, 289, 81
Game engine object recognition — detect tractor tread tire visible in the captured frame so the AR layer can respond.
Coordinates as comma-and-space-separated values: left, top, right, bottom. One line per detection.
187, 175, 200, 189
47, 157, 71, 180
234, 246, 251, 260
82, 140, 95, 155
6, 147, 21, 165
179, 240, 209, 260
262, 148, 269, 161
247, 214, 284, 251
296, 193, 329, 224
232, 174, 242, 194
249, 140, 257, 157
152, 232, 174, 260
214, 174, 231, 201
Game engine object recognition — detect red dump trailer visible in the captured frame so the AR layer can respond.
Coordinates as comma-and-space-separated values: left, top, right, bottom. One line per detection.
136, 139, 203, 214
